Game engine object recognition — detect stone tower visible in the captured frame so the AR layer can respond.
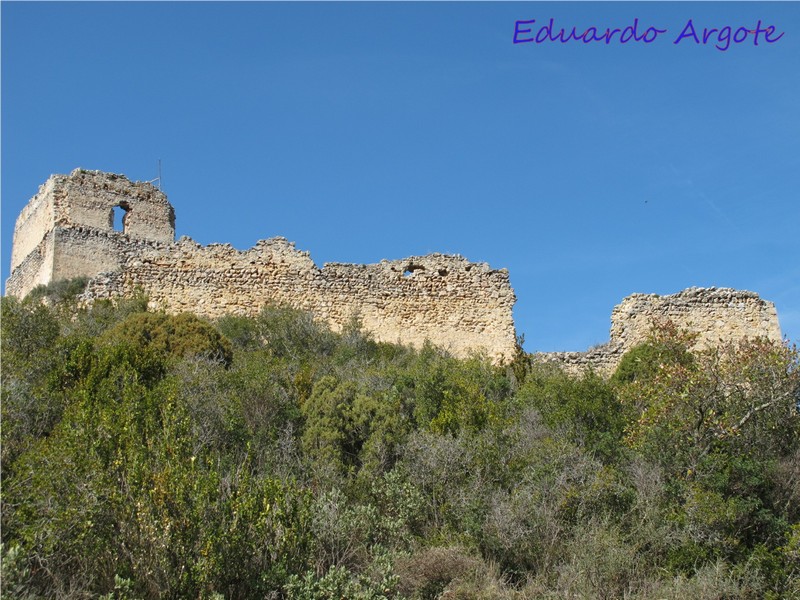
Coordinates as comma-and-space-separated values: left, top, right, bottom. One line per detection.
6, 169, 175, 298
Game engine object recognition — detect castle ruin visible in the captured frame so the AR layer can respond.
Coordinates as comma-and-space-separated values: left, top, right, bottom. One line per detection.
540, 287, 782, 376
6, 169, 518, 362
6, 169, 783, 369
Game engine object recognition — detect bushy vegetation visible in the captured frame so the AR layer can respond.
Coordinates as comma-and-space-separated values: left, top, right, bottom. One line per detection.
2, 291, 798, 599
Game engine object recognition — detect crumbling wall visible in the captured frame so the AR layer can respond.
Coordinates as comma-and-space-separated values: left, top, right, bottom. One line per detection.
538, 288, 783, 376
80, 237, 518, 362
610, 288, 781, 351
5, 231, 55, 296
9, 177, 56, 273
51, 227, 155, 286
49, 169, 175, 242
9, 169, 784, 368
318, 255, 515, 359
535, 344, 623, 377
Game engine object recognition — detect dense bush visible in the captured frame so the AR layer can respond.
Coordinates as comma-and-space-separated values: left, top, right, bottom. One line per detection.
26, 276, 90, 305
517, 365, 628, 462
2, 296, 798, 599
101, 311, 234, 367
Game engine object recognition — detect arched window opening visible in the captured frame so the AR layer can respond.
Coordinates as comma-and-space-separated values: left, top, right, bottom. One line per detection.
112, 203, 130, 233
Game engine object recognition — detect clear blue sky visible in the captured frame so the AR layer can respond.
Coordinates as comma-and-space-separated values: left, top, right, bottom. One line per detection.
3, 2, 798, 351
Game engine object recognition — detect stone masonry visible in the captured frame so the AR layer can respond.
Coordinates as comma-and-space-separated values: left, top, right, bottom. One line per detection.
539, 287, 782, 376
6, 170, 518, 362
6, 170, 783, 368
7, 170, 174, 296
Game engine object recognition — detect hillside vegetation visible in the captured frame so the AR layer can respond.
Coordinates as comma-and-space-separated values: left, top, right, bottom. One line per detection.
2, 283, 799, 599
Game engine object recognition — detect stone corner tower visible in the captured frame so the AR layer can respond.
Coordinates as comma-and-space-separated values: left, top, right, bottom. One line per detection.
6, 169, 175, 298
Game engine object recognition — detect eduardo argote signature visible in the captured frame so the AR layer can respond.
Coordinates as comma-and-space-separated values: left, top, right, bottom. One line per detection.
513, 18, 784, 51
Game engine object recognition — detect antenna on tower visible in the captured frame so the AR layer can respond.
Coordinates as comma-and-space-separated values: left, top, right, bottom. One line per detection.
147, 159, 162, 190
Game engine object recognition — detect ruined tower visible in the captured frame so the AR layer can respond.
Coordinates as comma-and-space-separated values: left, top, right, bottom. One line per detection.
7, 169, 175, 298
539, 288, 783, 376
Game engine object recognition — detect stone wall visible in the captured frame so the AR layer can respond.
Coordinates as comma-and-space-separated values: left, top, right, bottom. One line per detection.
5, 231, 55, 296
47, 169, 175, 242
79, 235, 517, 362
610, 288, 781, 351
538, 287, 782, 376
9, 178, 56, 272
7, 170, 518, 363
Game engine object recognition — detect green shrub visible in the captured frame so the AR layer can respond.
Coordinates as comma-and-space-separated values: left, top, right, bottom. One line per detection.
101, 312, 233, 366
26, 276, 89, 305
610, 321, 696, 386
517, 365, 627, 462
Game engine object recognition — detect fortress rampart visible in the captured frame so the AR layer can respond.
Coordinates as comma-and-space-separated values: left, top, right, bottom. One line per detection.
6, 170, 517, 362
539, 287, 782, 376
6, 170, 783, 369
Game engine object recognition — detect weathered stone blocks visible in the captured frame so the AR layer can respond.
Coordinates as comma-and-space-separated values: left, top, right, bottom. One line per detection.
539, 287, 782, 376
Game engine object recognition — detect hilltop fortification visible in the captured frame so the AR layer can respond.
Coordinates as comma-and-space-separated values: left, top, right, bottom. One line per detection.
6, 170, 518, 362
540, 287, 782, 376
6, 170, 783, 369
